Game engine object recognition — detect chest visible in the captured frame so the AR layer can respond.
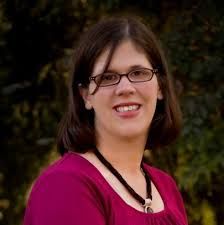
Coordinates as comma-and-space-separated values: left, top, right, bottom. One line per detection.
79, 152, 164, 213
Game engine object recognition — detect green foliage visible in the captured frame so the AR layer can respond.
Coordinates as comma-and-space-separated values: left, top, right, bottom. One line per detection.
157, 2, 224, 224
0, 1, 223, 225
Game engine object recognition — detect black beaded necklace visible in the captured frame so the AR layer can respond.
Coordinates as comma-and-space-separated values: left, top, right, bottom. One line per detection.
93, 148, 153, 213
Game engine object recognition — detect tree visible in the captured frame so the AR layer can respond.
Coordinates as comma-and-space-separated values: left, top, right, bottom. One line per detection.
0, 1, 223, 224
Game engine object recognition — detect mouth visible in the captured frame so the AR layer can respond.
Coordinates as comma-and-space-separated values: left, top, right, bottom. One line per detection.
114, 104, 141, 112
113, 102, 142, 116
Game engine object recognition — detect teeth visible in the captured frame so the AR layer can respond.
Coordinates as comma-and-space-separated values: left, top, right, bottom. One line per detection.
116, 105, 139, 112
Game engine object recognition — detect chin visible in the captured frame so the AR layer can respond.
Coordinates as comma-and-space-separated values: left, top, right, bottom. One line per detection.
115, 127, 148, 140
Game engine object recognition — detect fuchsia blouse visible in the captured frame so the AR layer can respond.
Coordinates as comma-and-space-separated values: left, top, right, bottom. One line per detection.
24, 152, 188, 225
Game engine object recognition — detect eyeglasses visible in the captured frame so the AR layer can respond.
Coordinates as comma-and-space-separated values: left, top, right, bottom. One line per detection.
89, 68, 158, 87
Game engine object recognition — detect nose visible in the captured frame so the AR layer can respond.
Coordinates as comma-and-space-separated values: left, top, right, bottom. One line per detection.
115, 76, 136, 96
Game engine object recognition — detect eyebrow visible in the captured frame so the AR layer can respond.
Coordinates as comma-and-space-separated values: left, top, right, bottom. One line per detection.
105, 65, 147, 73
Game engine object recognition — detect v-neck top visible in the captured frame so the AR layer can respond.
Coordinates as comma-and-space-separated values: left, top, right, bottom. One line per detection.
23, 152, 188, 225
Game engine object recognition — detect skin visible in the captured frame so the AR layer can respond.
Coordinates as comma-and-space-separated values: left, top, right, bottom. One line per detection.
80, 40, 164, 212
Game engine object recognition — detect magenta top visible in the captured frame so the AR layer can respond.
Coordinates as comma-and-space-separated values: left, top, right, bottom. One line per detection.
24, 152, 188, 225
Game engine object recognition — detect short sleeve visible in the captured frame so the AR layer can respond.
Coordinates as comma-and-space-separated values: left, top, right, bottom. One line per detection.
23, 171, 106, 225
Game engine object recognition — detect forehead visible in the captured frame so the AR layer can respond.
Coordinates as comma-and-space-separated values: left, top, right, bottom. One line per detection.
92, 40, 152, 74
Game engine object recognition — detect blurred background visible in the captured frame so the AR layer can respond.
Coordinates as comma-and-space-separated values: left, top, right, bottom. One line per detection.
0, 0, 223, 224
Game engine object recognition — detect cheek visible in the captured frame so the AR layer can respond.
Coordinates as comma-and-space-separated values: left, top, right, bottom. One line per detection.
92, 94, 113, 130
139, 85, 159, 116
139, 81, 159, 99
90, 90, 111, 113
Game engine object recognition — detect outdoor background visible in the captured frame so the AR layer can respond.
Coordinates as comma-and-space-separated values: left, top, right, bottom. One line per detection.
0, 0, 223, 225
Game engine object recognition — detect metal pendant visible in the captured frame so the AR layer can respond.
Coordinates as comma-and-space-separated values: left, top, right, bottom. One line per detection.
144, 205, 154, 213
143, 198, 153, 213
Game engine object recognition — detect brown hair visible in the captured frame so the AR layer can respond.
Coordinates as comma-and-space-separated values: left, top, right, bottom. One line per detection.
57, 16, 182, 155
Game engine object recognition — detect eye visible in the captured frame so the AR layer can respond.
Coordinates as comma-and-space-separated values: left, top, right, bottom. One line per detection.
94, 73, 119, 86
131, 69, 147, 76
129, 68, 153, 82
101, 73, 118, 81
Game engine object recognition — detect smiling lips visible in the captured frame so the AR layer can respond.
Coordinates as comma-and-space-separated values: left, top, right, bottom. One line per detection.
113, 103, 141, 118
115, 104, 140, 112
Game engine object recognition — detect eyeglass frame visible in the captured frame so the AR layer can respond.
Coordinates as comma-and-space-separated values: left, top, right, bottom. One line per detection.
89, 67, 159, 88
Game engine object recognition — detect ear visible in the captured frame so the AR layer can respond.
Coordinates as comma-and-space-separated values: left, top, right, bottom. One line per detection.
79, 86, 93, 110
157, 87, 163, 100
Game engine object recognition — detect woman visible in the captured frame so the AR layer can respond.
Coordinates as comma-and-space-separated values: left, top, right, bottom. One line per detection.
24, 16, 188, 225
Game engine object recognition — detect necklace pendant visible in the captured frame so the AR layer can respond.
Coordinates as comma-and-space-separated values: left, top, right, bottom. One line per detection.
143, 198, 153, 213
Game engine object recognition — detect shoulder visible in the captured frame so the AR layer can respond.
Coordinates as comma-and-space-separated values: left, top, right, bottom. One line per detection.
143, 163, 177, 186
31, 152, 100, 194
37, 151, 92, 177
24, 152, 107, 225
143, 163, 182, 200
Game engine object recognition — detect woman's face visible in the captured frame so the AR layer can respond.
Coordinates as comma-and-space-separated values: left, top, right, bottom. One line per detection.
81, 40, 163, 142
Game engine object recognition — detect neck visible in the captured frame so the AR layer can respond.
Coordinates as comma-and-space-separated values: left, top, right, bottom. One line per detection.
95, 132, 147, 175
